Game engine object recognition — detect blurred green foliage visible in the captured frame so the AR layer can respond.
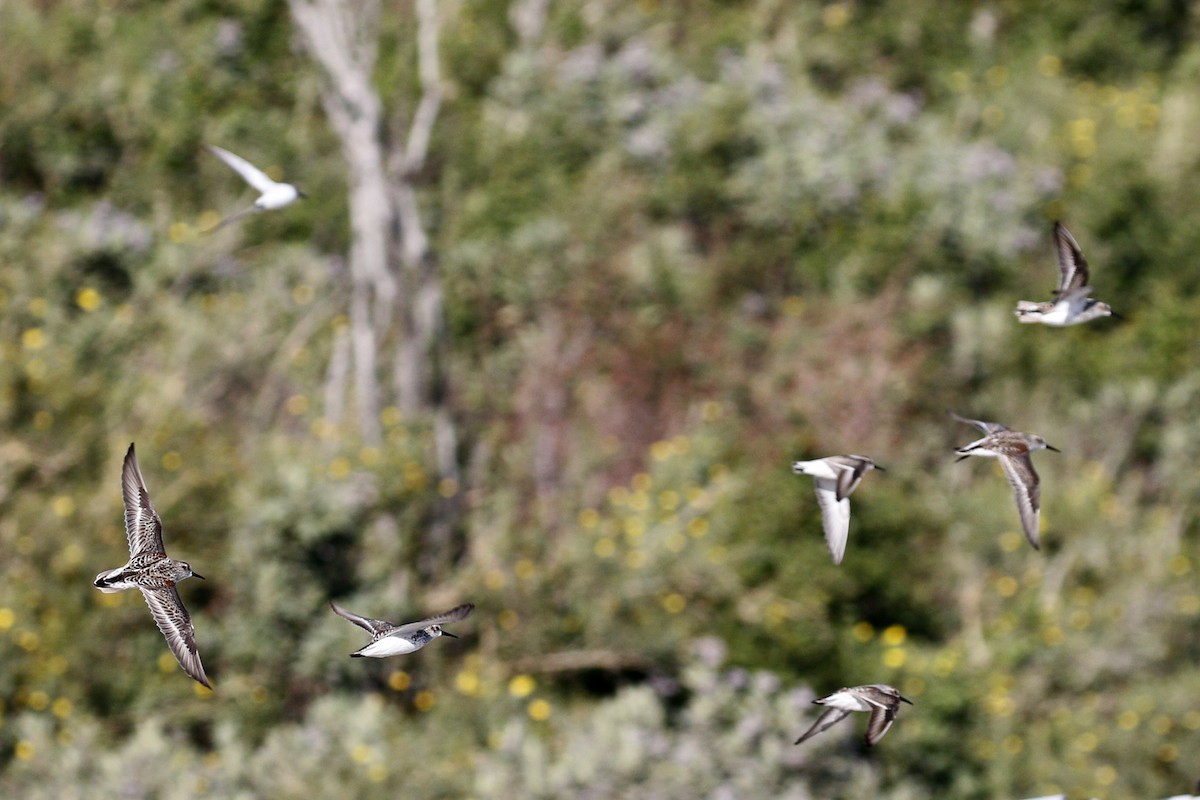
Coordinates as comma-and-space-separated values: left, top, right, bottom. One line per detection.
2, 0, 1200, 797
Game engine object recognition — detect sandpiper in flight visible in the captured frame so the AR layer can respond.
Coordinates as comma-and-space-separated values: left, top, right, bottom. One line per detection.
791, 455, 885, 565
794, 684, 913, 747
330, 602, 474, 658
1014, 222, 1116, 326
204, 144, 305, 232
94, 444, 211, 688
952, 412, 1059, 550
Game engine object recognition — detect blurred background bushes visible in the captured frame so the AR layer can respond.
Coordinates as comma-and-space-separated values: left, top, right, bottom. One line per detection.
2, 0, 1200, 797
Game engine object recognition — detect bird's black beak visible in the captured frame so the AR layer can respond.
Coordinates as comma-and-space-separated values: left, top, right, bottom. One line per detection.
874, 464, 886, 472
298, 189, 308, 199
1046, 445, 1061, 453
899, 695, 914, 705
193, 572, 206, 581
441, 630, 459, 639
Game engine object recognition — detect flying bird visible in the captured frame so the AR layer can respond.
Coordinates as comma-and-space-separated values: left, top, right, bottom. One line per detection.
94, 444, 210, 688
794, 684, 913, 747
204, 144, 305, 232
330, 602, 474, 658
791, 455, 885, 564
1014, 222, 1116, 326
951, 412, 1059, 550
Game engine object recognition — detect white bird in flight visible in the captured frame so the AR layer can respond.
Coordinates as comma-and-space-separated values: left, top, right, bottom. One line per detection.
794, 684, 913, 747
791, 455, 885, 565
1014, 222, 1117, 326
204, 144, 304, 232
330, 602, 475, 658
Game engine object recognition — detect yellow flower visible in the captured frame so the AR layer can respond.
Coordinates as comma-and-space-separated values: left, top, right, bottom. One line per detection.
881, 625, 906, 646
52, 496, 75, 518
76, 288, 102, 311
455, 671, 480, 696
509, 675, 536, 698
528, 699, 552, 721
413, 690, 435, 711
21, 328, 45, 350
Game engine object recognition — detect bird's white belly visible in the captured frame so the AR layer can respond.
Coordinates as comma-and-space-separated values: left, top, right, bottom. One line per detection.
359, 636, 421, 658
822, 692, 871, 712
1038, 302, 1073, 326
260, 184, 300, 210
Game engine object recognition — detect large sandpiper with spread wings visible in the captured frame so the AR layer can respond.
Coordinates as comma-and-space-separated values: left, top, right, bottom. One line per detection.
93, 444, 210, 688
330, 602, 474, 658
794, 684, 913, 747
1014, 221, 1116, 326
951, 412, 1059, 550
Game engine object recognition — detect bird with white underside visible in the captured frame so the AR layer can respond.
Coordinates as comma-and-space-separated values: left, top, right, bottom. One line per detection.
204, 144, 305, 232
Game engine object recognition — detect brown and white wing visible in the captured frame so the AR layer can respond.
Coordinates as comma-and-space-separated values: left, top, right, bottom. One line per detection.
1000, 453, 1042, 550
329, 601, 395, 637
141, 586, 210, 688
950, 412, 1009, 435
122, 444, 165, 558
864, 703, 899, 746
1053, 222, 1090, 295
812, 479, 852, 565
393, 603, 476, 637
794, 707, 852, 745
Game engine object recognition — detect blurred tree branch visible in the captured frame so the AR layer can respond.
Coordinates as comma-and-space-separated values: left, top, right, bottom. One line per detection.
508, 649, 655, 677
289, 0, 460, 576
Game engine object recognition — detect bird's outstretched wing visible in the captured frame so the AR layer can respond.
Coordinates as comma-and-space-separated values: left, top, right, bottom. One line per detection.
950, 411, 1010, 435
142, 586, 210, 688
1052, 222, 1090, 295
999, 453, 1042, 550
205, 145, 276, 193
864, 703, 899, 746
812, 480, 851, 565
826, 456, 872, 502
203, 205, 260, 234
122, 444, 165, 558
392, 604, 475, 637
794, 707, 852, 745
329, 602, 396, 637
